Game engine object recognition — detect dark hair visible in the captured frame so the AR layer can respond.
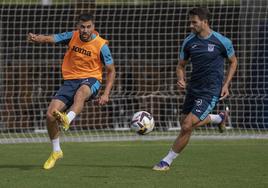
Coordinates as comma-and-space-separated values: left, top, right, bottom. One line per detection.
78, 13, 95, 22
188, 7, 211, 23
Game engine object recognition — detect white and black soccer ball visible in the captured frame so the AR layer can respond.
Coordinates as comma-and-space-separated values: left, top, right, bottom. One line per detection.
130, 111, 155, 135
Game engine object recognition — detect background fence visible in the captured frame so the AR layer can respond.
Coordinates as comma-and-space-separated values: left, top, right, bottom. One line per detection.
0, 0, 267, 143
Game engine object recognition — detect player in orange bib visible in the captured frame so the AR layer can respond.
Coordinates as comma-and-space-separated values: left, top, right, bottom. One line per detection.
27, 13, 115, 170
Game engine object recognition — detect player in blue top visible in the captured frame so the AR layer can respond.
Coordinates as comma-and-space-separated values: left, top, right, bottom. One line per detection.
153, 7, 238, 171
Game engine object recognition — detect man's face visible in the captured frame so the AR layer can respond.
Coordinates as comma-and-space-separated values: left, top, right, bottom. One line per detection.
77, 20, 95, 42
189, 15, 207, 34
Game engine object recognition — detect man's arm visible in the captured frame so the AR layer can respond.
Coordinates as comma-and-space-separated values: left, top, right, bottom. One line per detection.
98, 63, 116, 105
27, 32, 55, 44
176, 59, 188, 90
220, 55, 238, 100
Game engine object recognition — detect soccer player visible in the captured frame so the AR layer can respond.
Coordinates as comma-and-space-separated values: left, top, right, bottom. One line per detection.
153, 7, 237, 171
27, 13, 115, 170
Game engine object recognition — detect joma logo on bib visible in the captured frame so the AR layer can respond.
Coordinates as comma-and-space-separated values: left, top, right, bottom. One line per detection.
72, 46, 91, 56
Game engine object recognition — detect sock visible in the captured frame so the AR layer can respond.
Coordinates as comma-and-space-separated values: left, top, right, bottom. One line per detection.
209, 114, 223, 124
67, 111, 76, 123
162, 149, 179, 166
52, 138, 61, 152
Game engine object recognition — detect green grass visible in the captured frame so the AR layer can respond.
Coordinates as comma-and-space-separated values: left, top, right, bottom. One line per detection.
1, 128, 268, 139
0, 140, 267, 188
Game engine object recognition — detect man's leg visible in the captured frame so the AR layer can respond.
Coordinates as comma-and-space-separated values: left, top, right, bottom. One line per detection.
171, 113, 199, 153
153, 113, 200, 171
43, 99, 66, 170
53, 84, 92, 131
193, 111, 228, 133
153, 111, 228, 171
69, 84, 92, 114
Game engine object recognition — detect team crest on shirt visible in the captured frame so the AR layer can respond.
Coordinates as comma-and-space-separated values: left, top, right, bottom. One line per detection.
195, 99, 202, 106
208, 44, 215, 52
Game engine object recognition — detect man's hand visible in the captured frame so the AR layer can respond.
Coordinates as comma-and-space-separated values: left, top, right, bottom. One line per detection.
177, 79, 186, 89
220, 84, 229, 100
27, 33, 39, 43
177, 79, 186, 94
98, 94, 109, 105
27, 33, 55, 43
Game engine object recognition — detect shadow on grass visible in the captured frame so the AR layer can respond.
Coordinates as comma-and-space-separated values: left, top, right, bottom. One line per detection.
0, 164, 41, 170
63, 163, 152, 170
0, 163, 152, 171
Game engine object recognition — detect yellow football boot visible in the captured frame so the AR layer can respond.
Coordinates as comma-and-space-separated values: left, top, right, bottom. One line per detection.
43, 151, 63, 170
53, 110, 70, 131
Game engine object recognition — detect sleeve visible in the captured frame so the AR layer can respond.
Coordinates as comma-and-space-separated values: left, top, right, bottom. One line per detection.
53, 31, 73, 45
179, 39, 190, 60
100, 44, 113, 65
222, 37, 235, 58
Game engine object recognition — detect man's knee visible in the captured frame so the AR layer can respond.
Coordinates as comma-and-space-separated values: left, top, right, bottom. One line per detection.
46, 110, 55, 122
181, 123, 193, 133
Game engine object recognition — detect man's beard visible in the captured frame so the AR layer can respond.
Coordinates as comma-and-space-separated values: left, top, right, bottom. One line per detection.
80, 33, 91, 42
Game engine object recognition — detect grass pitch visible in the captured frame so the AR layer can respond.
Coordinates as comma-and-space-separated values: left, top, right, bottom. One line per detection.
0, 139, 267, 188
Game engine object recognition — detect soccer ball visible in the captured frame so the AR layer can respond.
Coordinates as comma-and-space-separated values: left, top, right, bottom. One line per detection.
130, 111, 155, 135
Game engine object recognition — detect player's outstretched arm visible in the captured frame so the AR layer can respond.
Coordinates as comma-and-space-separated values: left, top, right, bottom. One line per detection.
27, 32, 55, 44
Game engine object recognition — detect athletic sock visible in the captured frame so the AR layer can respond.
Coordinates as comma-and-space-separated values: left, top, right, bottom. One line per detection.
67, 111, 76, 123
209, 114, 223, 124
52, 138, 61, 152
162, 149, 179, 166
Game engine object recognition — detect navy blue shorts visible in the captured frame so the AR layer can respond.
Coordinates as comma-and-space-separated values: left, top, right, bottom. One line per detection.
182, 94, 219, 121
52, 78, 101, 107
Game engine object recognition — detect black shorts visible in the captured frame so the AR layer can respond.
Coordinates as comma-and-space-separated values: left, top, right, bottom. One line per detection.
52, 78, 101, 107
182, 94, 219, 121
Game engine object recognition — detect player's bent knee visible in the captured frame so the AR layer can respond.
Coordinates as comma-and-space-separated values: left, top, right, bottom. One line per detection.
46, 111, 56, 122
181, 124, 193, 133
